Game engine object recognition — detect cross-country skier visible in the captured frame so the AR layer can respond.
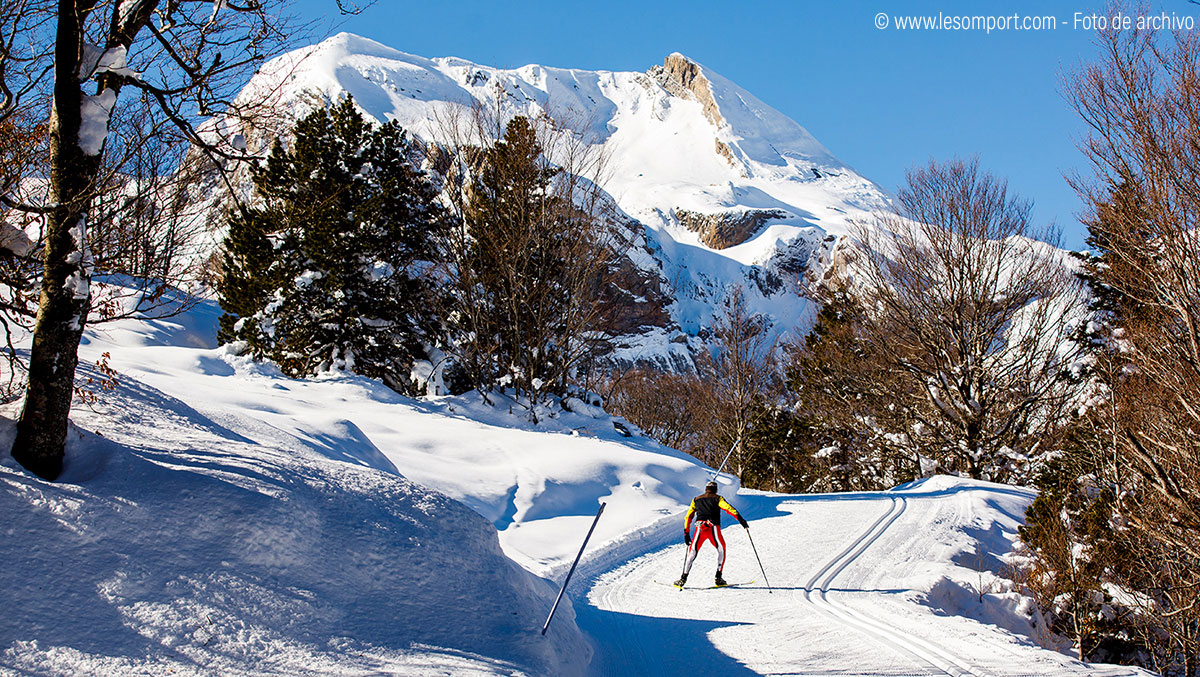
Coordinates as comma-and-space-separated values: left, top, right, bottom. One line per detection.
674, 480, 749, 588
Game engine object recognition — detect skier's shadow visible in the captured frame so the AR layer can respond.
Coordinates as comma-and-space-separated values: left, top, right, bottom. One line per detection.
577, 606, 757, 676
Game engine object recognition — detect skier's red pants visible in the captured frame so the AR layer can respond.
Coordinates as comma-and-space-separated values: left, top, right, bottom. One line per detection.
683, 520, 726, 574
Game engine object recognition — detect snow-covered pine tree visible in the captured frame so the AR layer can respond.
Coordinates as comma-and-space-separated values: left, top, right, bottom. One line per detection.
738, 405, 820, 494
219, 97, 450, 392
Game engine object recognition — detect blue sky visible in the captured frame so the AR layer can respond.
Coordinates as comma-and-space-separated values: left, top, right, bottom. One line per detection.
292, 0, 1197, 250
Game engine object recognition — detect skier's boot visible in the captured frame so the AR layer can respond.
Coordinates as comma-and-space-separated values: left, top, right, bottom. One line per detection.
714, 570, 728, 587
673, 573, 688, 588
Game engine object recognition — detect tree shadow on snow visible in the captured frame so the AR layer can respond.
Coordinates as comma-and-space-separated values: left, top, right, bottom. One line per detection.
575, 606, 758, 676
737, 482, 1034, 524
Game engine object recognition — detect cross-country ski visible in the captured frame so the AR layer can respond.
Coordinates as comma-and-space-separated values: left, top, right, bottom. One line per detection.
654, 579, 755, 590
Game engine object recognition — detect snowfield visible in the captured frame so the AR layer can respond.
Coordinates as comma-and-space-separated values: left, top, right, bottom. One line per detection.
0, 296, 1152, 675
0, 297, 591, 676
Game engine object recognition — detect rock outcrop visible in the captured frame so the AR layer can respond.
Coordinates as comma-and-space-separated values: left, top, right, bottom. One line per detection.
674, 207, 789, 249
649, 53, 742, 172
650, 53, 725, 127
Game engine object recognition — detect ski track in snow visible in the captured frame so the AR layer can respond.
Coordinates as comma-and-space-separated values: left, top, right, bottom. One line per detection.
574, 484, 1151, 677
798, 495, 988, 677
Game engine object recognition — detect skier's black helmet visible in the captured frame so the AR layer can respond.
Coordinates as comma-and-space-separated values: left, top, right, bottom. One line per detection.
705, 480, 718, 493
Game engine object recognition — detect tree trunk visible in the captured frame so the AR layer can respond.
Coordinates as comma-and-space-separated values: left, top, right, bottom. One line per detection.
11, 0, 101, 481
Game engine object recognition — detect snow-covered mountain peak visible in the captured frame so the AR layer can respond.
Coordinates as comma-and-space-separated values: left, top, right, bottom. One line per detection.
253, 32, 885, 222
649, 51, 842, 175
228, 33, 894, 369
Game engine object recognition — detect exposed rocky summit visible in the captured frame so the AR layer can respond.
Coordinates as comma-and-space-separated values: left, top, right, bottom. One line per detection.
650, 53, 725, 128
649, 53, 741, 172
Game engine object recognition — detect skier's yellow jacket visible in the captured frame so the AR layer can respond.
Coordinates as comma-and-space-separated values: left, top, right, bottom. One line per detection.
684, 494, 747, 531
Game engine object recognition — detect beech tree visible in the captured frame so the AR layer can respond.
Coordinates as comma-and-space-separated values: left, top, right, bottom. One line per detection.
1017, 22, 1200, 672
697, 286, 779, 478
603, 288, 795, 490
850, 158, 1083, 481
0, 1, 301, 480
1067, 19, 1200, 561
0, 113, 43, 401
601, 367, 709, 452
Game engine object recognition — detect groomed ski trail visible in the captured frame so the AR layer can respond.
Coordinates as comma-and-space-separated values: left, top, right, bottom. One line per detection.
799, 495, 991, 677
572, 480, 1152, 676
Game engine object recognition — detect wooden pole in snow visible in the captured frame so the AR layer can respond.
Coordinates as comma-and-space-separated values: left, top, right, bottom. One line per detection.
541, 502, 605, 636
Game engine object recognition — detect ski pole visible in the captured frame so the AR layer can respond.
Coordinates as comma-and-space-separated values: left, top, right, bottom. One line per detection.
744, 528, 772, 593
709, 435, 742, 481
542, 502, 605, 636
680, 528, 692, 582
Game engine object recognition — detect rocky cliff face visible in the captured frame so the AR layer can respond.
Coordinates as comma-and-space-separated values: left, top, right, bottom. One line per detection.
650, 53, 725, 128
649, 54, 739, 172
674, 208, 791, 250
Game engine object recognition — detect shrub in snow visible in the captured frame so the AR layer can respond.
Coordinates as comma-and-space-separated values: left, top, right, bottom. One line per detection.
218, 97, 450, 393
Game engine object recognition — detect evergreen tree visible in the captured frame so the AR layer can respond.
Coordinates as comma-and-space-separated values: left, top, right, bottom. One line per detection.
452, 115, 609, 408
738, 405, 822, 493
784, 290, 920, 491
1019, 428, 1138, 665
218, 97, 449, 392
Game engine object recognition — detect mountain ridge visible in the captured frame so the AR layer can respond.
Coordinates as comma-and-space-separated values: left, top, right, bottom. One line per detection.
221, 32, 893, 370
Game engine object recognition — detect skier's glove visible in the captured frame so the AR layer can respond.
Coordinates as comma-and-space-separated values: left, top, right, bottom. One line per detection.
737, 515, 749, 529
684, 530, 692, 546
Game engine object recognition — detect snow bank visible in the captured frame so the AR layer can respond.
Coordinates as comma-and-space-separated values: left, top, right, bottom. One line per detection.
0, 290, 725, 673
0, 355, 590, 674
86, 294, 719, 578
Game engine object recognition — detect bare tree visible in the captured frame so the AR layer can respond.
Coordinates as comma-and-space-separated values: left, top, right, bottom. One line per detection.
605, 287, 783, 485
1067, 9, 1200, 563
1070, 17, 1200, 558
850, 158, 1083, 481
696, 286, 780, 478
0, 1, 310, 480
600, 366, 709, 451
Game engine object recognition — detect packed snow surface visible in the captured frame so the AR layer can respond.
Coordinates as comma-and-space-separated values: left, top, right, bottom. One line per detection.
577, 478, 1152, 676
0, 292, 1152, 675
0, 295, 591, 675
